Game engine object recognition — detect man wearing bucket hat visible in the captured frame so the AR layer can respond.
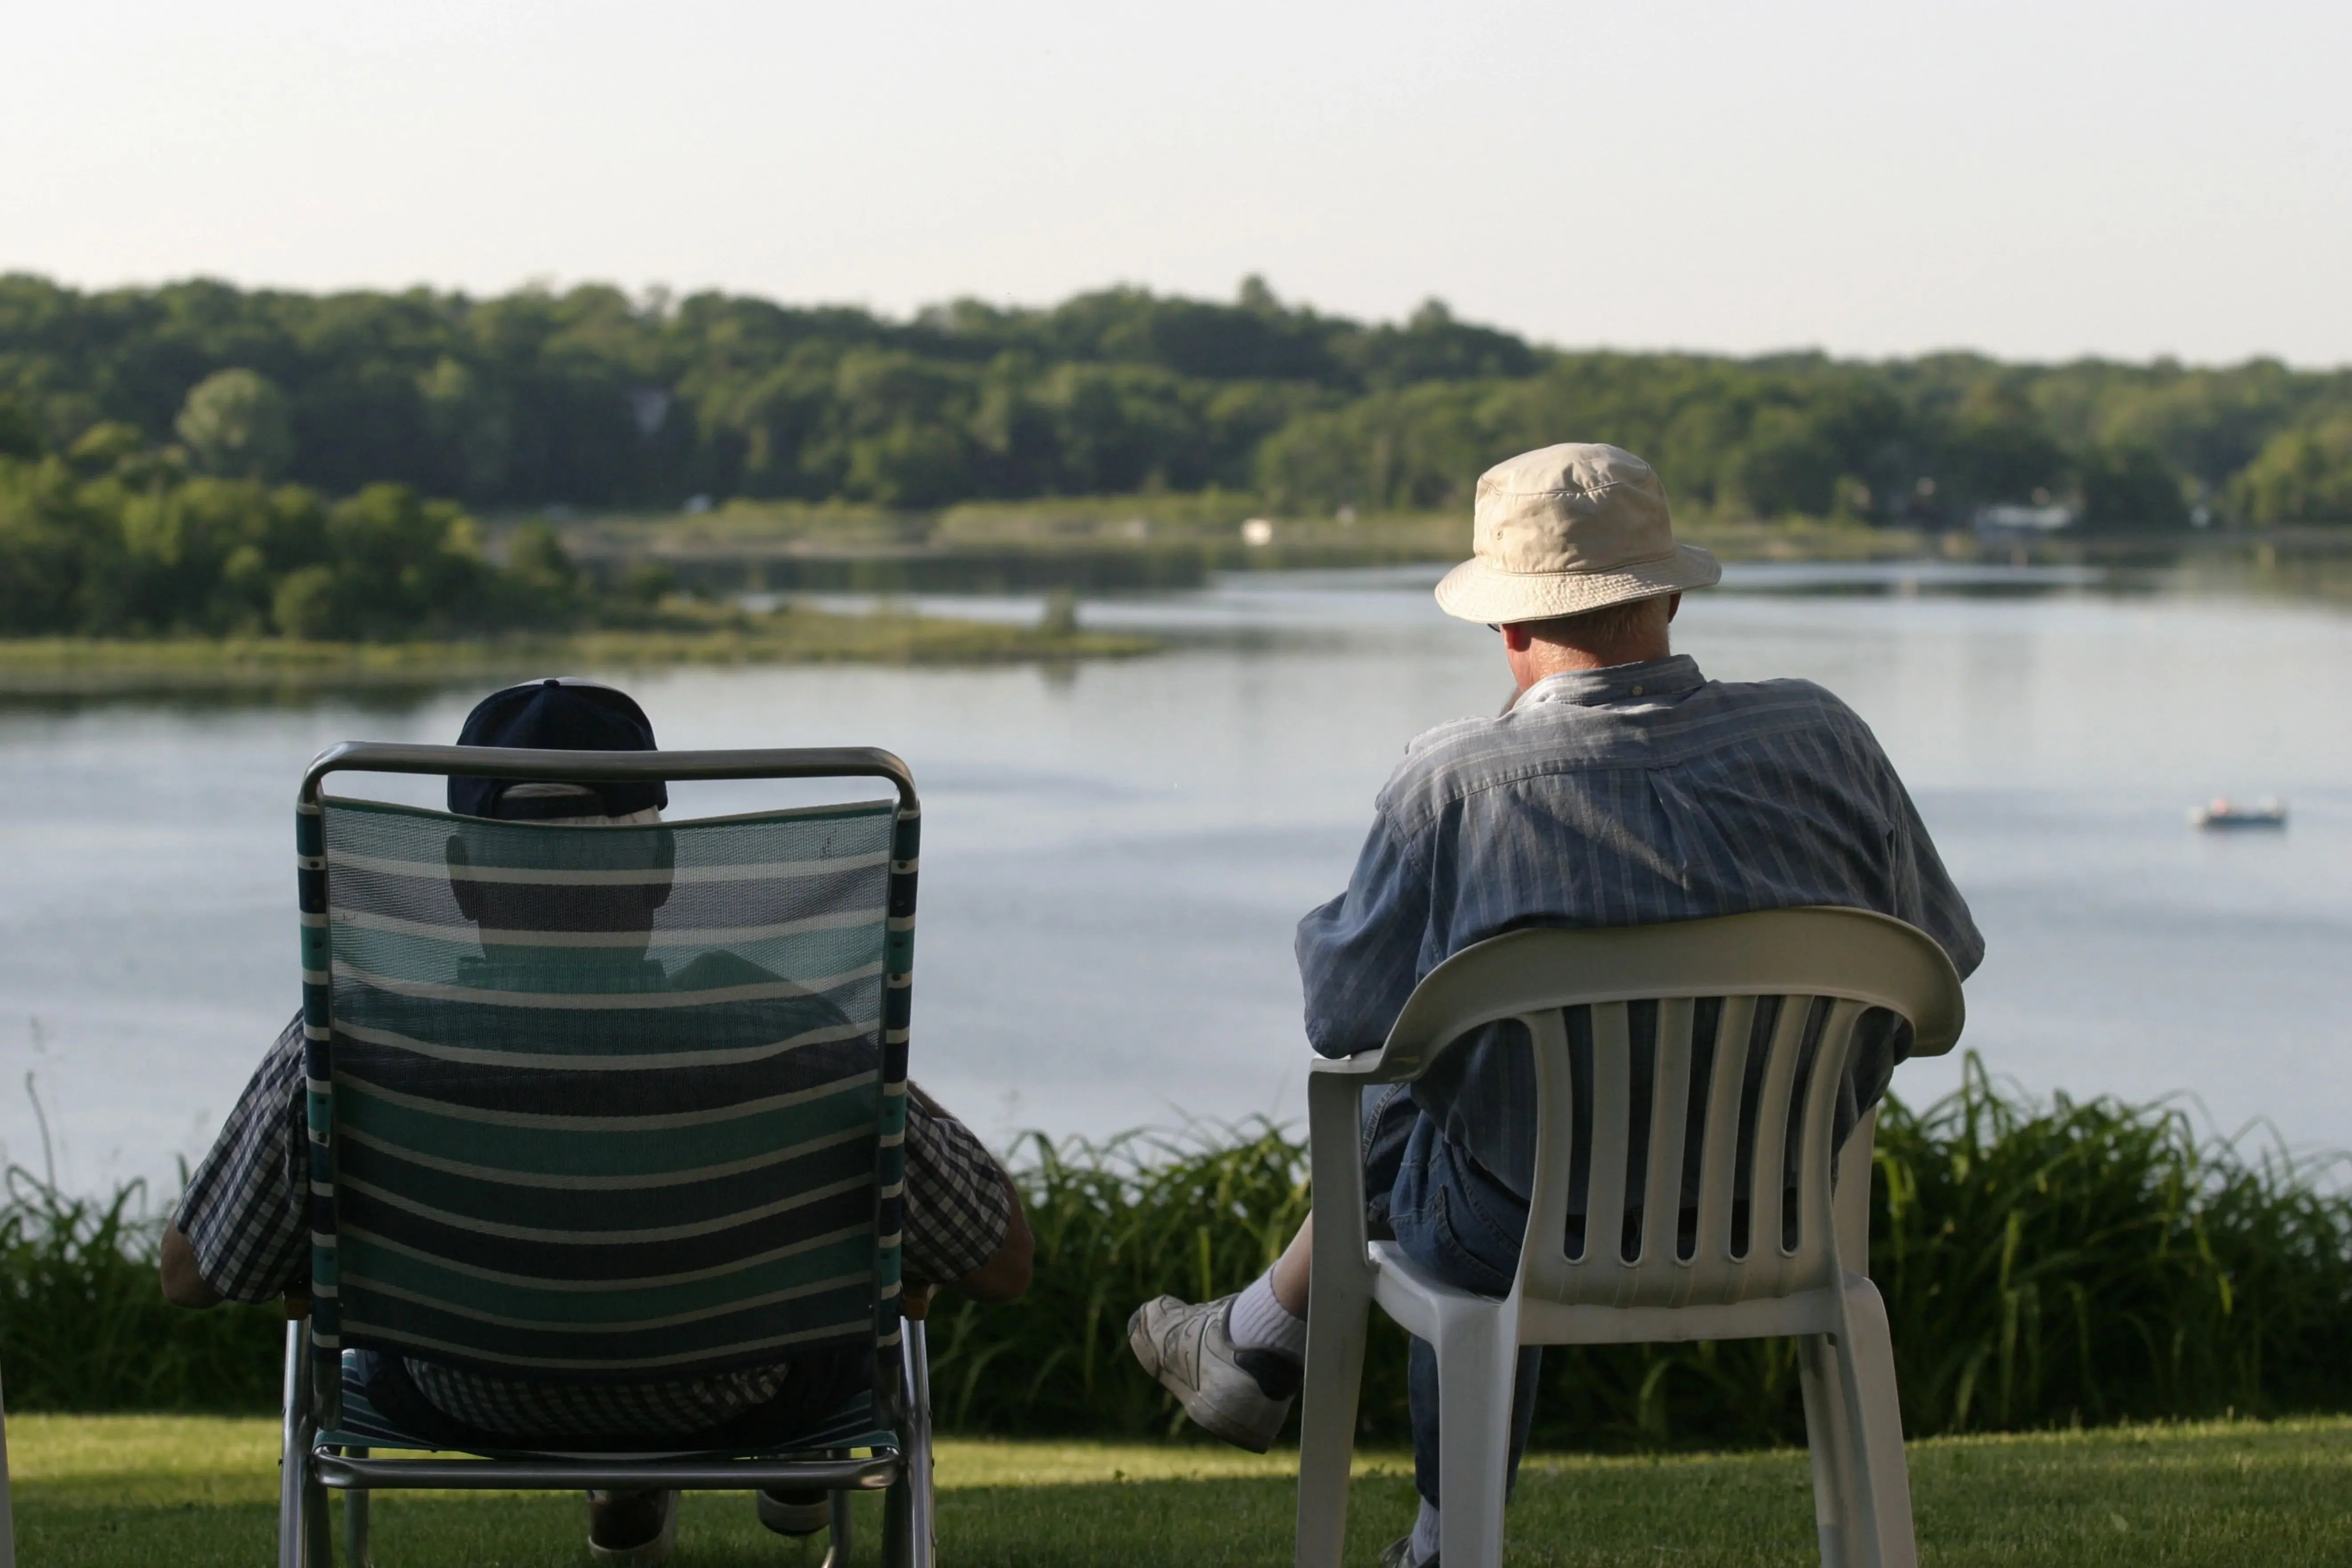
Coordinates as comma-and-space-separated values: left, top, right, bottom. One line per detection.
161, 678, 1034, 1564
1132, 444, 1982, 1566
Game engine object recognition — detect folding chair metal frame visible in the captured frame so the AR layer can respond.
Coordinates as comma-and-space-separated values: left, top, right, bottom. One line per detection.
280, 742, 938, 1568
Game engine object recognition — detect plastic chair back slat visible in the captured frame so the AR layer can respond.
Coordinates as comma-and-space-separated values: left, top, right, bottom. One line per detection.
1517, 1009, 1577, 1300
1637, 999, 1696, 1276
1797, 1000, 1868, 1272
1391, 910, 1965, 1316
1691, 994, 1755, 1284
1742, 996, 1812, 1294
1581, 1002, 1633, 1269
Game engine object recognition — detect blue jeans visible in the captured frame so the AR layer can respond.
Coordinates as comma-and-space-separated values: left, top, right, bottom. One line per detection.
1360, 1085, 1543, 1509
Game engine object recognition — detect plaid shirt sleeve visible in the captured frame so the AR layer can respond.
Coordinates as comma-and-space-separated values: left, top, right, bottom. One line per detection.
174, 1012, 310, 1303
899, 1084, 1013, 1286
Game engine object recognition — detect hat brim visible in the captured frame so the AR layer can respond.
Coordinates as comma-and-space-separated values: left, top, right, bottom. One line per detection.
1433, 544, 1722, 625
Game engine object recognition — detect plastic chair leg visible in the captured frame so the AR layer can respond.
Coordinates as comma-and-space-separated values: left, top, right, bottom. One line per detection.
1832, 1280, 1917, 1568
1432, 1302, 1517, 1568
1797, 1333, 1856, 1568
1, 1362, 16, 1568
1295, 1274, 1372, 1568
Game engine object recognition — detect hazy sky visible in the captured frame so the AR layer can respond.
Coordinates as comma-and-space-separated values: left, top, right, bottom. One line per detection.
8, 1, 2347, 365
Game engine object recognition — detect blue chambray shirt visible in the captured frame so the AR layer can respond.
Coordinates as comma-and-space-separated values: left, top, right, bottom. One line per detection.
1295, 653, 1984, 1200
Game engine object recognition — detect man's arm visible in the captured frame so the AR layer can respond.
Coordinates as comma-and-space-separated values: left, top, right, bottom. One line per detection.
899, 1084, 1032, 1321
1295, 806, 1435, 1057
1874, 752, 1985, 979
159, 1224, 222, 1308
925, 1169, 1033, 1313
163, 1014, 311, 1310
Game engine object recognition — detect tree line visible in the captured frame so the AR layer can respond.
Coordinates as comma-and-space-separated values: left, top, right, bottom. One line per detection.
6, 271, 2350, 530
0, 423, 613, 639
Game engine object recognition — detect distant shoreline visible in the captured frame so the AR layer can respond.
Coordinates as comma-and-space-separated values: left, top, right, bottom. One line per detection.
0, 610, 1156, 696
550, 504, 2343, 597
549, 508, 1934, 597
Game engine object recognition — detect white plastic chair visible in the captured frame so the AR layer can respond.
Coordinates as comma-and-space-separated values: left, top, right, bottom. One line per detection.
1, 1361, 14, 1568
1294, 908, 1965, 1568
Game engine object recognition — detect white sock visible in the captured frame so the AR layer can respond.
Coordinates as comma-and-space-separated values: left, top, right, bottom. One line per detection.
1410, 1499, 1441, 1565
1224, 1270, 1307, 1362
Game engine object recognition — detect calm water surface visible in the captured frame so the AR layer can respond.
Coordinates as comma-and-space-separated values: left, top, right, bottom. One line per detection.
4, 563, 2349, 1193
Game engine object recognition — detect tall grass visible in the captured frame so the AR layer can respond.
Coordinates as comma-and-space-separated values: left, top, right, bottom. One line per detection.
923, 1122, 1318, 1436
0, 1168, 282, 1411
9, 1058, 2352, 1451
1872, 1055, 2352, 1435
928, 1056, 2352, 1450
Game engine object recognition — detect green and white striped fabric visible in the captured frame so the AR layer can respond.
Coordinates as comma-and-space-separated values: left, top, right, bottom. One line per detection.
298, 797, 908, 1387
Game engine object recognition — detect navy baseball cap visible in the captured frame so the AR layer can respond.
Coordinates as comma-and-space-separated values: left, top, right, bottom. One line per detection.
450, 677, 668, 820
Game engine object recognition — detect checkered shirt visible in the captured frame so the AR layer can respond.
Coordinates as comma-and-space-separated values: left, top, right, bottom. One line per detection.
177, 1012, 1012, 1439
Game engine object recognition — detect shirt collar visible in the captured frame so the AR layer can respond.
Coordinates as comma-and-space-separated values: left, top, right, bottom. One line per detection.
1518, 654, 1705, 711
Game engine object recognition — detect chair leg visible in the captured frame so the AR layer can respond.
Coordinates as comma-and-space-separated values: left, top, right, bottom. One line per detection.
1832, 1279, 1918, 1568
883, 1321, 937, 1568
1295, 1274, 1372, 1568
883, 1451, 932, 1568
1432, 1302, 1517, 1568
820, 1487, 855, 1568
342, 1449, 372, 1568
303, 1471, 332, 1568
1797, 1334, 1854, 1568
279, 1323, 313, 1568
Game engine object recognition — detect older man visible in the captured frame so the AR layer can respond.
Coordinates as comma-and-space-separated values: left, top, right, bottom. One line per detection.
163, 678, 1033, 1565
1130, 443, 1983, 1568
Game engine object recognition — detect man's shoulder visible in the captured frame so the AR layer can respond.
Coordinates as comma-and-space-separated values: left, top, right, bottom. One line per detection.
1684, 674, 1875, 732
1377, 675, 1881, 816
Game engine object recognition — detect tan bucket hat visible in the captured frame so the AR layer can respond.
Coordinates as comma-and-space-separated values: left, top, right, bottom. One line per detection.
1433, 443, 1721, 624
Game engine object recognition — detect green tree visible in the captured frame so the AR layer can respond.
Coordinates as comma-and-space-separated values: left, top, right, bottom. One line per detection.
2077, 441, 2189, 532
499, 519, 584, 625
1938, 382, 2072, 506
0, 456, 97, 633
0, 396, 41, 460
1722, 404, 1844, 518
311, 484, 491, 635
270, 564, 338, 640
417, 356, 510, 497
9, 270, 2352, 524
2231, 420, 2352, 525
175, 368, 295, 480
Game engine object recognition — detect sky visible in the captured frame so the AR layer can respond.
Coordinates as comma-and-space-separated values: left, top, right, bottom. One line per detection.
6, 0, 2348, 366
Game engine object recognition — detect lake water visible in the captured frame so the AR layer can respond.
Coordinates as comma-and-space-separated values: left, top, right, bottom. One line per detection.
5, 561, 2350, 1197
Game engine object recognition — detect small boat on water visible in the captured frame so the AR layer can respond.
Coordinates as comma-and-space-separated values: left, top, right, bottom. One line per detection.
2189, 796, 2287, 829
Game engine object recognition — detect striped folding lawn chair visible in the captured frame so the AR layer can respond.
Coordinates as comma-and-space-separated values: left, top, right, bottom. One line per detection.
280, 741, 933, 1568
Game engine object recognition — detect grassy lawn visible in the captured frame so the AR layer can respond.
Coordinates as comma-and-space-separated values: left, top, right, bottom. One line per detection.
9, 1415, 2350, 1566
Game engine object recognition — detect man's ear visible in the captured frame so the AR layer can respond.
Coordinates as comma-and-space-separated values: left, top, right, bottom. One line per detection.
1665, 592, 1683, 623
1501, 622, 1536, 653
446, 832, 485, 923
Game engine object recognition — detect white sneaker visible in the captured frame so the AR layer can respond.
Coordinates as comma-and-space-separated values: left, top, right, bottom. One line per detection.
1379, 1533, 1436, 1568
1127, 1294, 1296, 1452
